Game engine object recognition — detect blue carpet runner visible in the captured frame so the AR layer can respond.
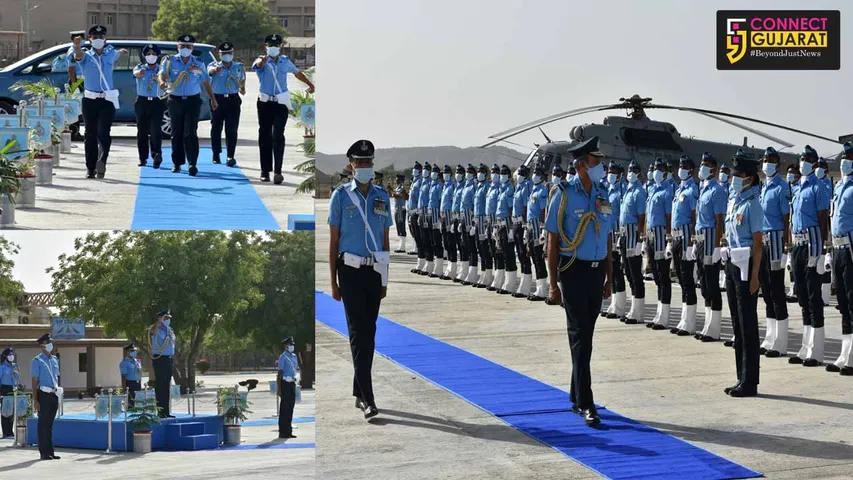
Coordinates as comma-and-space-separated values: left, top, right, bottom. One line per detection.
131, 147, 280, 230
315, 291, 762, 480
218, 442, 315, 450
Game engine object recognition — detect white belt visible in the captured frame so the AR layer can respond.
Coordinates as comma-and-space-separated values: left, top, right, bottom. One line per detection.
259, 93, 274, 102
39, 386, 56, 393
341, 253, 374, 266
672, 230, 684, 239
512, 216, 524, 225
693, 232, 706, 242
84, 90, 106, 99
833, 236, 851, 247
792, 233, 808, 245
495, 218, 508, 227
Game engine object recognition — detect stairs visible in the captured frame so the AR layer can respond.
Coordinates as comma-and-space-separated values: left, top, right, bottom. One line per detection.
165, 422, 219, 451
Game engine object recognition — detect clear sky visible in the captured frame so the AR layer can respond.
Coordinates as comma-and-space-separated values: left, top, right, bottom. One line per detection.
2, 231, 82, 292
317, 0, 850, 157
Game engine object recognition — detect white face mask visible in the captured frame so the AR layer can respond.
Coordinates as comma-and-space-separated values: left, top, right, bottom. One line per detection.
607, 173, 618, 184
566, 174, 574, 181
653, 170, 665, 185
517, 175, 526, 182
145, 54, 158, 64
443, 173, 452, 182
491, 173, 500, 183
455, 173, 463, 182
430, 172, 439, 180
353, 167, 373, 184
44, 343, 54, 353
6, 355, 14, 362
221, 54, 233, 63
500, 174, 509, 184
412, 169, 420, 178
762, 162, 777, 177
179, 48, 192, 58
698, 165, 711, 180
678, 168, 690, 180
626, 172, 638, 183
800, 160, 813, 176
287, 345, 295, 353
815, 167, 826, 179
466, 172, 474, 181
841, 159, 853, 176
130, 351, 137, 358
91, 38, 106, 49
477, 172, 486, 182
719, 173, 729, 183
266, 46, 280, 57
532, 175, 542, 184
786, 173, 797, 183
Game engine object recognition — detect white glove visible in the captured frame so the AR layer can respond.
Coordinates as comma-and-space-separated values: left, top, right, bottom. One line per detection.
539, 232, 546, 245
720, 247, 730, 263
817, 255, 827, 275
686, 244, 697, 261
712, 248, 721, 264
469, 226, 476, 236
784, 254, 791, 271
824, 253, 832, 272
284, 376, 294, 382
665, 243, 673, 260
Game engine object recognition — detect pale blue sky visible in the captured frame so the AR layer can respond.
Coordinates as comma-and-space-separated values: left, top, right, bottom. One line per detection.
317, 0, 850, 156
2, 231, 81, 292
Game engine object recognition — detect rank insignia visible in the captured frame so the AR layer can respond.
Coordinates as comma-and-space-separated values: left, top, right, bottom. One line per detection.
373, 197, 388, 215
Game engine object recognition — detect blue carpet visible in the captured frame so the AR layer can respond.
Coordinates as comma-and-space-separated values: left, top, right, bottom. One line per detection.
131, 147, 280, 230
287, 214, 316, 231
315, 291, 763, 480
242, 417, 315, 426
218, 442, 315, 450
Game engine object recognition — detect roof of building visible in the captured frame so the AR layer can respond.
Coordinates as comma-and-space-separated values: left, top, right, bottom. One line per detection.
285, 37, 315, 49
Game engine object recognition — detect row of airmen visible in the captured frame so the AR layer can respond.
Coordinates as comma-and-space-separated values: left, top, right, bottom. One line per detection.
388, 142, 853, 376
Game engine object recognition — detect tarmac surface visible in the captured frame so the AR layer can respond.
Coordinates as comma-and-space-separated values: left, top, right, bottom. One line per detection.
315, 202, 853, 480
7, 73, 314, 231
0, 372, 315, 479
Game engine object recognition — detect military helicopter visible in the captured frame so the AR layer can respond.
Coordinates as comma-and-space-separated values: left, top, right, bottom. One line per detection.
481, 94, 844, 175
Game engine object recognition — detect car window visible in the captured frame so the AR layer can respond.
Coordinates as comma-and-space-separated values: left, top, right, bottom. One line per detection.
19, 50, 69, 75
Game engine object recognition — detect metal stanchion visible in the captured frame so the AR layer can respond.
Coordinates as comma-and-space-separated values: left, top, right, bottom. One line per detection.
11, 387, 19, 447
187, 390, 191, 415
104, 388, 116, 454
191, 390, 196, 417
124, 387, 129, 423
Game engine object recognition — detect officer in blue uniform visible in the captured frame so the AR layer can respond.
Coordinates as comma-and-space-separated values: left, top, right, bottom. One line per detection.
785, 163, 802, 302
460, 164, 480, 284
393, 174, 409, 253
119, 342, 143, 408
208, 42, 246, 167
427, 164, 445, 277
757, 147, 792, 357
828, 142, 853, 375
552, 163, 567, 185
495, 164, 519, 294
815, 157, 834, 306
150, 309, 176, 418
620, 160, 647, 324
671, 155, 700, 335
253, 34, 316, 184
693, 152, 727, 342
788, 145, 831, 367
132, 43, 165, 168
417, 162, 434, 274
646, 158, 674, 329
328, 140, 392, 419
0, 348, 20, 438
602, 162, 627, 319
373, 171, 385, 190
158, 34, 217, 176
721, 151, 764, 397
485, 164, 505, 290
643, 162, 659, 281
70, 25, 128, 179
31, 333, 60, 460
473, 163, 493, 287
408, 162, 424, 264
525, 164, 550, 301
511, 165, 533, 297
544, 136, 613, 426
278, 337, 297, 438
450, 165, 468, 282
439, 165, 457, 279
544, 163, 568, 306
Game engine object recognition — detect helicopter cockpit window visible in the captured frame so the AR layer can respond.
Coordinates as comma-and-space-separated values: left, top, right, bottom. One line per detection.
620, 127, 683, 151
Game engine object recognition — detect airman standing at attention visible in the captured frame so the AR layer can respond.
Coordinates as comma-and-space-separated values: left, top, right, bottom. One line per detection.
439, 165, 457, 280
619, 160, 647, 325
0, 348, 20, 439
31, 334, 60, 460
450, 165, 468, 282
208, 42, 246, 167
133, 43, 165, 168
120, 343, 143, 408
601, 162, 627, 319
511, 165, 533, 297
694, 153, 727, 342
815, 157, 834, 306
278, 337, 298, 438
408, 162, 424, 262
827, 142, 853, 375
785, 164, 802, 302
149, 309, 176, 418
671, 155, 700, 336
646, 158, 674, 329
474, 163, 493, 287
427, 164, 446, 278
417, 162, 434, 275
719, 163, 732, 297
485, 164, 505, 290
253, 34, 316, 184
525, 164, 550, 301
495, 164, 519, 294
460, 164, 480, 285
544, 136, 613, 426
393, 174, 409, 253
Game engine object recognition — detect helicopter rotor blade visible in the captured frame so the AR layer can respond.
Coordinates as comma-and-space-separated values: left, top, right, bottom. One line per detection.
689, 111, 795, 148
538, 127, 552, 143
648, 104, 841, 145
496, 138, 536, 151
485, 104, 621, 141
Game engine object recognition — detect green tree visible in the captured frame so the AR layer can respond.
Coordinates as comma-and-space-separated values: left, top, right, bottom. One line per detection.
0, 237, 25, 308
151, 0, 285, 48
48, 231, 265, 391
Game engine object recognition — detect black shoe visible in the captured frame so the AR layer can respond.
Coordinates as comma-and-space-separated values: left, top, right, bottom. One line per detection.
676, 330, 692, 336
497, 289, 511, 295
545, 298, 560, 305
511, 292, 526, 298
226, 158, 237, 167
287, 434, 297, 438
50, 455, 60, 459
528, 295, 545, 302
803, 358, 821, 367
840, 367, 853, 376
723, 340, 734, 347
172, 165, 181, 173
605, 313, 619, 319
651, 324, 667, 330
765, 350, 783, 358
645, 322, 654, 328
724, 382, 741, 395
788, 356, 803, 364
599, 312, 609, 318
355, 398, 365, 410
486, 286, 497, 291
189, 165, 198, 176
625, 319, 639, 325
138, 159, 148, 167
166, 415, 176, 418
453, 278, 463, 283
571, 404, 581, 415
261, 175, 271, 182
153, 153, 163, 169
274, 173, 284, 185
700, 335, 718, 342
693, 333, 702, 340
212, 155, 222, 164
581, 408, 601, 426
40, 455, 53, 460
759, 347, 767, 355
96, 160, 106, 177
826, 364, 841, 372
428, 273, 440, 278
728, 385, 758, 397
669, 327, 679, 334
86, 170, 96, 179
364, 405, 379, 419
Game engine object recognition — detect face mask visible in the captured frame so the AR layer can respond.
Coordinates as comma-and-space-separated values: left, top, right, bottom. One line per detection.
6, 355, 14, 362
800, 161, 813, 176
532, 175, 542, 184
443, 173, 452, 182
477, 172, 486, 181
653, 170, 665, 184
607, 173, 617, 184
179, 48, 192, 58
130, 351, 137, 358
455, 173, 463, 182
491, 173, 499, 183
412, 169, 420, 178
221, 54, 233, 63
145, 55, 158, 64
518, 175, 526, 182
730, 176, 747, 193
163, 319, 171, 327
500, 174, 509, 184
466, 172, 474, 181
719, 173, 729, 183
45, 343, 54, 353
287, 345, 295, 353
430, 172, 439, 180
698, 166, 711, 180
353, 167, 373, 184
815, 168, 826, 179
566, 174, 575, 181
786, 173, 797, 183
626, 172, 638, 183
266, 47, 280, 57
91, 38, 106, 49
762, 163, 777, 177
585, 163, 605, 183
677, 169, 689, 180
841, 159, 853, 176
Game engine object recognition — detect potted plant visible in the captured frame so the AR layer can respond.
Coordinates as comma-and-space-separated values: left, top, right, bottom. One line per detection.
0, 140, 22, 226
216, 386, 252, 446
14, 158, 35, 208
126, 395, 162, 453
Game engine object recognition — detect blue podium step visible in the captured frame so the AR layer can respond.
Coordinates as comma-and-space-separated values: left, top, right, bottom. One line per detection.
166, 422, 205, 437
171, 433, 220, 451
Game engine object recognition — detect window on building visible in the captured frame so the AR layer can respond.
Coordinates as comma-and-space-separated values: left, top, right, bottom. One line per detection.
90, 13, 99, 25
106, 14, 113, 26
79, 352, 87, 373
306, 16, 315, 29
283, 17, 289, 28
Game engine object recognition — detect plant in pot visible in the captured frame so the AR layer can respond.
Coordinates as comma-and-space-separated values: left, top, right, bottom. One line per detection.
295, 139, 315, 194
126, 395, 162, 453
0, 140, 23, 225
216, 386, 252, 446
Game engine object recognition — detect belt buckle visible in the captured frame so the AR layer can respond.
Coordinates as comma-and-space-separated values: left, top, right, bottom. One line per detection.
147, 96, 153, 101
181, 96, 187, 100
591, 262, 599, 268
224, 94, 229, 98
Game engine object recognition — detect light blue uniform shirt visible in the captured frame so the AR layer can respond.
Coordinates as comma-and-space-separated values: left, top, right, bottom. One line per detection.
474, 182, 488, 215
30, 353, 59, 389
513, 180, 531, 217
452, 181, 463, 212
792, 175, 830, 233
726, 186, 763, 248
486, 182, 501, 215
71, 46, 120, 92
132, 63, 163, 98
620, 181, 646, 226
160, 54, 210, 97
278, 351, 297, 378
497, 182, 514, 219
120, 356, 142, 382
407, 177, 421, 210
697, 180, 727, 230
0, 361, 19, 386
527, 182, 548, 221
429, 180, 443, 209
790, 181, 801, 200
832, 176, 853, 236
328, 182, 393, 257
820, 176, 833, 194
544, 176, 613, 261
253, 55, 298, 95
393, 184, 406, 209
208, 61, 245, 95
461, 179, 476, 211
672, 178, 698, 229
440, 180, 455, 212
760, 174, 791, 232
607, 181, 625, 230
647, 183, 673, 228
418, 178, 432, 210
152, 323, 176, 356
663, 177, 677, 196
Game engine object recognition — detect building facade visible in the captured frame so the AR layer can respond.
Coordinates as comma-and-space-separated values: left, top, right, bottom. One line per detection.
267, 0, 315, 38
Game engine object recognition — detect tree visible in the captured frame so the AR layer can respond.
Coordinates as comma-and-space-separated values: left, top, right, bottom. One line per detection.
151, 0, 286, 49
48, 231, 265, 391
0, 237, 24, 308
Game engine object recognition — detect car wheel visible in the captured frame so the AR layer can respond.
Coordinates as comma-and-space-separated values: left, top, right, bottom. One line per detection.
0, 101, 15, 115
161, 110, 172, 139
